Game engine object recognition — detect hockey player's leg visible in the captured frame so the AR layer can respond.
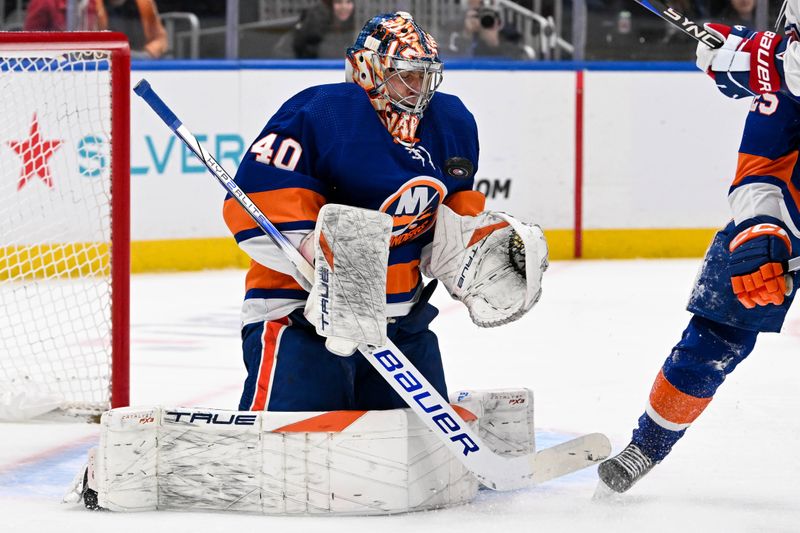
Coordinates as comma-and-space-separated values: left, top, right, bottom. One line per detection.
599, 315, 758, 493
354, 281, 447, 410
238, 314, 355, 411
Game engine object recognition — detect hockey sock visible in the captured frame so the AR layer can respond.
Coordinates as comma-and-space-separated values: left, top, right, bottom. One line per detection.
631, 315, 758, 461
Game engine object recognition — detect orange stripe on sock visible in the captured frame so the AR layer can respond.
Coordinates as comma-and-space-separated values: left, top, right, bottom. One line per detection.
648, 369, 712, 425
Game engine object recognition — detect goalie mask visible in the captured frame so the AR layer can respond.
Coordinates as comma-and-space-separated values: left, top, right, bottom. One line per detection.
346, 11, 443, 146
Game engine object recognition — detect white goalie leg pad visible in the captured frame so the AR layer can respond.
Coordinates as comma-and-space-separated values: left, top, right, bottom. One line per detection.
450, 388, 535, 458
88, 406, 478, 515
304, 204, 393, 356
424, 205, 549, 327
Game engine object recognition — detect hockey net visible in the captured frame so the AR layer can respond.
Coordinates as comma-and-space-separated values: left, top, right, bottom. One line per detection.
0, 33, 130, 420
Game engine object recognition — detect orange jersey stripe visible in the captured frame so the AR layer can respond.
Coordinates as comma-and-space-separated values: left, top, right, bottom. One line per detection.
222, 187, 326, 235
733, 151, 800, 215
648, 369, 712, 425
733, 151, 800, 209
444, 190, 485, 216
246, 262, 304, 292
273, 411, 368, 433
733, 151, 798, 186
387, 259, 420, 295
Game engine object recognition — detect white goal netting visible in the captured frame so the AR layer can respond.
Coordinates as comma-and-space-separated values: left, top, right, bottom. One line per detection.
0, 46, 123, 419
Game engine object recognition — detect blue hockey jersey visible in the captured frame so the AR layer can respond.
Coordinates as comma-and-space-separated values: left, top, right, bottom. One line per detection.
223, 82, 486, 326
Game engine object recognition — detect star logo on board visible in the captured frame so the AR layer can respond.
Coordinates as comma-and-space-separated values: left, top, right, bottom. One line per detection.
7, 113, 64, 191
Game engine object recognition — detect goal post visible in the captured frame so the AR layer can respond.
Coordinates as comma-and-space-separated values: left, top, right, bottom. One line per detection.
0, 32, 130, 419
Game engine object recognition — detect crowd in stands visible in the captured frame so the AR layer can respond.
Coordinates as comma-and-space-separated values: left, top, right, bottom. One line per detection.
586, 0, 769, 60
2, 0, 780, 61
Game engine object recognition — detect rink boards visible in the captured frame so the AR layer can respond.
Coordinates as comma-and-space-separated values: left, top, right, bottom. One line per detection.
126, 61, 750, 271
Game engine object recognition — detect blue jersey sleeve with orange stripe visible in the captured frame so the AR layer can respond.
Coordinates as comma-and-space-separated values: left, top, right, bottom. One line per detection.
224, 87, 331, 238
729, 92, 800, 244
223, 87, 333, 289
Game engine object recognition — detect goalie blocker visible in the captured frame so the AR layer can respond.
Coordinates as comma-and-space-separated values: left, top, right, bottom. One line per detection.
65, 388, 607, 515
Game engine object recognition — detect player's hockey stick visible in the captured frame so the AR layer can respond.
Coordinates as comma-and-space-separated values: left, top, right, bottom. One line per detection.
133, 79, 610, 491
631, 0, 724, 48
631, 3, 800, 274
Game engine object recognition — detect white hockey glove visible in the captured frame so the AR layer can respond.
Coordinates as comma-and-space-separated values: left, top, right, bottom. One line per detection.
423, 205, 548, 327
304, 204, 393, 356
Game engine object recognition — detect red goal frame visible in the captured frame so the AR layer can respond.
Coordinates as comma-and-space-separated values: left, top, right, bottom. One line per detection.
0, 32, 130, 410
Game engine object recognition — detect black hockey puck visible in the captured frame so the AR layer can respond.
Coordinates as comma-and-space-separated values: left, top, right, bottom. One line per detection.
444, 157, 474, 179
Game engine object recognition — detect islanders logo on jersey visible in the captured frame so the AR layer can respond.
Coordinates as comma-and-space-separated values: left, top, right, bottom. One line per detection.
380, 176, 447, 247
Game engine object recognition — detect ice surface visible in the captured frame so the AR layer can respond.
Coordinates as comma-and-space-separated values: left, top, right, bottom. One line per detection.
2, 260, 799, 532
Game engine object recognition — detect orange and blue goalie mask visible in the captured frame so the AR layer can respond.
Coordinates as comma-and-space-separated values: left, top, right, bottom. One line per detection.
346, 12, 443, 146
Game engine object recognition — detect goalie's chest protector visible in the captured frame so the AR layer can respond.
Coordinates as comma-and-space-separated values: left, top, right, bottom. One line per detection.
307, 83, 479, 303
312, 84, 478, 233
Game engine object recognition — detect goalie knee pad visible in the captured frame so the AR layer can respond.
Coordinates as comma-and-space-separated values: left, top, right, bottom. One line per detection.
423, 205, 548, 327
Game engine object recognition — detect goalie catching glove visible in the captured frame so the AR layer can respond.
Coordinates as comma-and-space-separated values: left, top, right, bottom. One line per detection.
423, 205, 548, 327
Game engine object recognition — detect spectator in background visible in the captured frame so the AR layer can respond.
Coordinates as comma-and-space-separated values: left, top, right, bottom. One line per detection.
23, 0, 167, 59
472, 5, 534, 60
103, 0, 168, 59
24, 0, 103, 31
441, 0, 481, 57
292, 0, 357, 59
443, 2, 533, 60
716, 0, 756, 26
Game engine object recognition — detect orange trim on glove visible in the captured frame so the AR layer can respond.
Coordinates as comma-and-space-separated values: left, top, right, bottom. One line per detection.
728, 223, 792, 254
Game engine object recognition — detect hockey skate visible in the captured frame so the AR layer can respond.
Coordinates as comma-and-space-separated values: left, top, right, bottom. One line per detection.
597, 442, 657, 494
62, 448, 102, 510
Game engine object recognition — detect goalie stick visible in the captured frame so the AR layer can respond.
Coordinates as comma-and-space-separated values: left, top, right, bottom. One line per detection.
133, 79, 610, 491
